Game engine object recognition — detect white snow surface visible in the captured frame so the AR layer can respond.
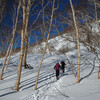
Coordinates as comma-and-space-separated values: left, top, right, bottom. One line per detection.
0, 49, 100, 100
31, 34, 76, 54
0, 32, 100, 100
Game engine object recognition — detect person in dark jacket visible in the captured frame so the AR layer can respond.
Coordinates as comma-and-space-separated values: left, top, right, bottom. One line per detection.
61, 61, 66, 73
54, 63, 61, 79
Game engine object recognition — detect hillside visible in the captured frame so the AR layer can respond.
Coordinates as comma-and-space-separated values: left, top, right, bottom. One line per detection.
0, 30, 100, 100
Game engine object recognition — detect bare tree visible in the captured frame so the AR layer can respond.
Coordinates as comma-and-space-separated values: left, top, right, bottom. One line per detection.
98, 65, 100, 79
57, 46, 76, 77
0, 0, 21, 80
15, 0, 26, 91
64, 53, 76, 77
24, 0, 31, 69
34, 0, 56, 90
42, 0, 52, 55
69, 0, 80, 83
5, 1, 22, 70
0, 0, 7, 23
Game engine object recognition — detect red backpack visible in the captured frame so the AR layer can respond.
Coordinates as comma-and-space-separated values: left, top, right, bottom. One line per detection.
56, 63, 59, 70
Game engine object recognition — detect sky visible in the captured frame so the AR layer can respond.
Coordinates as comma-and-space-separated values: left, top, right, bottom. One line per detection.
1, 0, 84, 29
1, 0, 82, 30
0, 0, 88, 51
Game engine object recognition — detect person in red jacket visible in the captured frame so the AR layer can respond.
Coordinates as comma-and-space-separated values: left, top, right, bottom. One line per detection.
54, 63, 61, 79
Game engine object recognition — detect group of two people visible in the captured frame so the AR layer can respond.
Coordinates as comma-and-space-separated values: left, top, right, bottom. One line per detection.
54, 61, 66, 79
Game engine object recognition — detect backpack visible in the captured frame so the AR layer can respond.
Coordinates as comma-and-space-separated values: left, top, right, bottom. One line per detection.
61, 61, 66, 66
56, 63, 59, 70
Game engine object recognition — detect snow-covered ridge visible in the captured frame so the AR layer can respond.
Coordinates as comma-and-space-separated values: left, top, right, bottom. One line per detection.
29, 19, 100, 55
29, 33, 76, 54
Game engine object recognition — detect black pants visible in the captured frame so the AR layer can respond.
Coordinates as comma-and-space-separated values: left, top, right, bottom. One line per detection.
56, 70, 59, 77
62, 66, 65, 73
62, 68, 65, 73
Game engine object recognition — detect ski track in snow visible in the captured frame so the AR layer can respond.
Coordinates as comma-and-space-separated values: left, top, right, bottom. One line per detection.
0, 50, 100, 100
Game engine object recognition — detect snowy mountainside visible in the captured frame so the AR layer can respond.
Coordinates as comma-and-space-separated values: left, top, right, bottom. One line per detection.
29, 33, 76, 54
29, 20, 100, 55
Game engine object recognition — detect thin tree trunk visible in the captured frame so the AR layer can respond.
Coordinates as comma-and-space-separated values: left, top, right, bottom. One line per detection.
64, 53, 76, 77
69, 0, 80, 83
42, 0, 52, 55
98, 65, 100, 79
97, 8, 100, 78
24, 0, 31, 69
94, 0, 97, 21
6, 1, 21, 70
0, 0, 21, 79
36, 36, 39, 49
5, 49, 12, 70
34, 0, 55, 90
0, 44, 11, 80
15, 0, 26, 91
47, 41, 51, 55
93, 1, 100, 78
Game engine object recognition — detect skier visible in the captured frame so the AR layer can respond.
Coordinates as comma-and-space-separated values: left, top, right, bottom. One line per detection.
61, 61, 66, 73
54, 62, 61, 80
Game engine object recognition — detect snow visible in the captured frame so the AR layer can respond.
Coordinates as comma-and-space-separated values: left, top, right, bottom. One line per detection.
0, 32, 100, 100
31, 34, 76, 54
0, 48, 100, 100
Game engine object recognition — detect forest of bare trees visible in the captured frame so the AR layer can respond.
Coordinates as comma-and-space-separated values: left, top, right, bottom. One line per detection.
0, 0, 100, 91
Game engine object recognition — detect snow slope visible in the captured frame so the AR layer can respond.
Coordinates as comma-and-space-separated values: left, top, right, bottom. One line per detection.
0, 47, 100, 100
30, 34, 76, 54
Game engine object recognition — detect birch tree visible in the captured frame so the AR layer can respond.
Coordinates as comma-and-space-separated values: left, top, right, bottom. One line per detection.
94, 0, 100, 79
6, 1, 22, 70
42, 0, 52, 55
0, 0, 21, 80
34, 0, 56, 90
24, 0, 31, 69
15, 0, 26, 91
69, 0, 80, 83
87, 0, 100, 78
98, 65, 100, 79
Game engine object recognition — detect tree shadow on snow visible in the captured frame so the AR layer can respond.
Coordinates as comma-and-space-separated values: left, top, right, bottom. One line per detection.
0, 91, 16, 98
80, 65, 95, 82
19, 71, 55, 91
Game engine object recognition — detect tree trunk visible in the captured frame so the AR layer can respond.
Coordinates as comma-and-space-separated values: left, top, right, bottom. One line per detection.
0, 44, 11, 80
94, 0, 97, 21
42, 0, 52, 55
0, 0, 21, 79
34, 0, 55, 90
35, 36, 39, 49
98, 65, 100, 79
69, 0, 80, 83
15, 0, 26, 91
5, 49, 12, 70
64, 53, 76, 77
24, 0, 31, 69
6, 1, 21, 70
